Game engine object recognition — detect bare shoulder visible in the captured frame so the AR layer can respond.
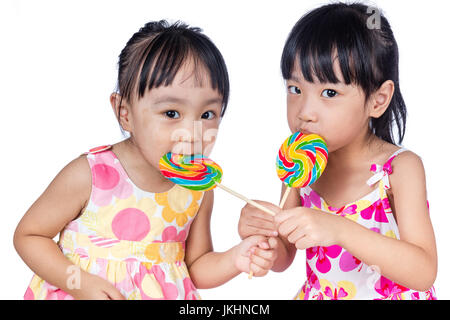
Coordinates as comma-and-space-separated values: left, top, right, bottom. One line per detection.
389, 150, 426, 196
15, 154, 92, 238
391, 150, 425, 178
40, 153, 93, 214
52, 154, 92, 195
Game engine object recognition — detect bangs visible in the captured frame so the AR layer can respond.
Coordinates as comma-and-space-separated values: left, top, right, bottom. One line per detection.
281, 5, 377, 92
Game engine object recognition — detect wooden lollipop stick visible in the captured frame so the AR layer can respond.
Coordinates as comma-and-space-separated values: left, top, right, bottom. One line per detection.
215, 183, 276, 216
279, 186, 291, 209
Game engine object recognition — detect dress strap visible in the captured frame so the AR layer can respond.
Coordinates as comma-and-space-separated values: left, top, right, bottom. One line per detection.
366, 148, 408, 186
80, 145, 112, 156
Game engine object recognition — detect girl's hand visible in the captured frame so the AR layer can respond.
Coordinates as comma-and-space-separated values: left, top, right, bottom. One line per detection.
274, 207, 343, 250
248, 236, 279, 276
238, 201, 281, 239
68, 272, 126, 300
233, 235, 278, 277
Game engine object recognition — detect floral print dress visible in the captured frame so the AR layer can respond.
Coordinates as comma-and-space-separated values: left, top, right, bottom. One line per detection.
24, 145, 204, 300
294, 148, 437, 300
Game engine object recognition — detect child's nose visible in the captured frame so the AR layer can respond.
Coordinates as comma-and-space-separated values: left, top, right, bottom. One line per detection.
170, 120, 204, 155
172, 120, 203, 142
296, 98, 317, 123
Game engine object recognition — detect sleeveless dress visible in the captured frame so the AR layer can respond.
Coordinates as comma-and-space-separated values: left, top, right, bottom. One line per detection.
24, 145, 204, 300
294, 148, 437, 300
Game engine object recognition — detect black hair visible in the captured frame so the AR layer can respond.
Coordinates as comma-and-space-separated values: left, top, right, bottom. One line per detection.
115, 20, 229, 130
281, 2, 406, 145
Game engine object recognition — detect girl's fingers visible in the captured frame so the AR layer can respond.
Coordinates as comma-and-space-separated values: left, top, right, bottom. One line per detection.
267, 236, 279, 249
274, 208, 299, 226
257, 241, 270, 249
247, 219, 276, 231
287, 228, 306, 245
243, 201, 280, 220
250, 210, 276, 222
246, 225, 278, 237
295, 236, 315, 250
252, 247, 276, 261
250, 251, 273, 270
249, 262, 267, 277
278, 219, 297, 237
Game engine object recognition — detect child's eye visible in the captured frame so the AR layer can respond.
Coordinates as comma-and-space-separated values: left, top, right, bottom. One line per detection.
321, 89, 338, 98
288, 85, 301, 95
201, 111, 216, 120
165, 110, 180, 119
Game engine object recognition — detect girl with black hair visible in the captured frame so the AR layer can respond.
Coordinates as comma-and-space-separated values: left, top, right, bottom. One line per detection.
238, 2, 437, 299
14, 20, 276, 300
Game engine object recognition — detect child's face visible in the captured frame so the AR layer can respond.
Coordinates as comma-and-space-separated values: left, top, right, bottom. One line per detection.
285, 59, 370, 153
123, 61, 223, 170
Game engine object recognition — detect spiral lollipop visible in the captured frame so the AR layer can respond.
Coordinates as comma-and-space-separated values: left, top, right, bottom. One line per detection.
159, 153, 223, 191
276, 132, 328, 208
159, 153, 277, 216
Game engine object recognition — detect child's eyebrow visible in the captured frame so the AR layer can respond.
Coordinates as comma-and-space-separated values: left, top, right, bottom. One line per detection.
202, 98, 223, 106
152, 96, 223, 108
153, 96, 187, 106
288, 75, 346, 86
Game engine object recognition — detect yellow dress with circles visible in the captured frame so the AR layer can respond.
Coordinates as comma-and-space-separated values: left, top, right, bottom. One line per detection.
24, 145, 204, 300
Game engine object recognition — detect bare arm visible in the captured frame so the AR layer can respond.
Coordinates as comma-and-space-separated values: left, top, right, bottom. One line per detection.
13, 155, 125, 299
185, 191, 236, 288
336, 152, 437, 291
185, 191, 272, 288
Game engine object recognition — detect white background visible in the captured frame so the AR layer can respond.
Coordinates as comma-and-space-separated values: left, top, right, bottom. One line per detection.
1, 0, 449, 300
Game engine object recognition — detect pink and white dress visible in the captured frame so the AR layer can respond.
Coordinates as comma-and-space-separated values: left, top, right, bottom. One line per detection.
294, 148, 437, 300
24, 145, 204, 300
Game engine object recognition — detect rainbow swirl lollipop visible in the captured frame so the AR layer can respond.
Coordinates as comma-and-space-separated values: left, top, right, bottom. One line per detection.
276, 132, 328, 189
159, 153, 223, 191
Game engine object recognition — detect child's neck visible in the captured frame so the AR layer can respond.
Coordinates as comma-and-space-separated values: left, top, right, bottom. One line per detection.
113, 138, 175, 193
328, 131, 383, 169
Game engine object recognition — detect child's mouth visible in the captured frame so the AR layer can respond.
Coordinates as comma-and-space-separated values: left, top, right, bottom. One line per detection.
298, 128, 313, 135
171, 143, 197, 155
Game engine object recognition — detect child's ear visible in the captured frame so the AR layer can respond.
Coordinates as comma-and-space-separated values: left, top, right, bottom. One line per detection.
110, 93, 133, 132
368, 80, 395, 118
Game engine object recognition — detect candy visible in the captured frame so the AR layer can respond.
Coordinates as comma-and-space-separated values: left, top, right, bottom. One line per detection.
159, 153, 223, 191
276, 132, 328, 188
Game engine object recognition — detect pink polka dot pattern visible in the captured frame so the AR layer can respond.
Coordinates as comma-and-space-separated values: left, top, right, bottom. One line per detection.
87, 149, 133, 206
112, 208, 150, 241
24, 145, 205, 300
92, 164, 120, 190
